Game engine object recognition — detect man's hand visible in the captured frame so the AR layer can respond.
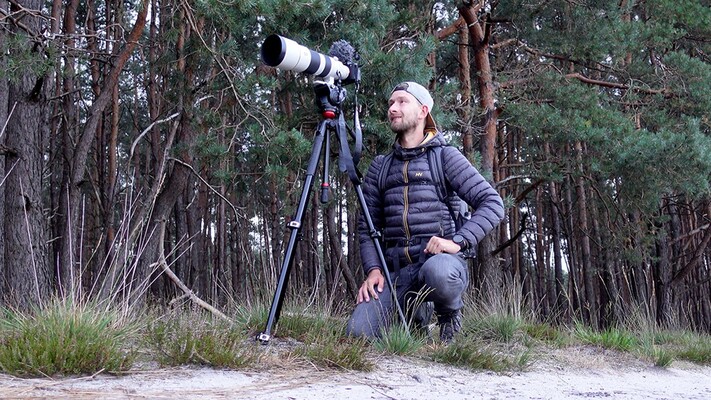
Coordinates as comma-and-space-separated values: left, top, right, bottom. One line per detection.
424, 236, 461, 255
357, 268, 385, 304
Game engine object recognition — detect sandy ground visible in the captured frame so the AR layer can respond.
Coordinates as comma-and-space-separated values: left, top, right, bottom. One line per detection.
1, 346, 710, 400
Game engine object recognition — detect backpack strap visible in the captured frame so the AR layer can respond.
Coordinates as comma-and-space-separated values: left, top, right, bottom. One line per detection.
428, 145, 470, 232
426, 146, 448, 202
377, 151, 395, 195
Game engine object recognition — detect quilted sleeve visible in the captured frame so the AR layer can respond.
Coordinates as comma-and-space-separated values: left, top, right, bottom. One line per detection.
358, 155, 386, 275
442, 146, 505, 250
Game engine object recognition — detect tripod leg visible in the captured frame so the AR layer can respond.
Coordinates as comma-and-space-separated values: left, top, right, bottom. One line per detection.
257, 121, 328, 344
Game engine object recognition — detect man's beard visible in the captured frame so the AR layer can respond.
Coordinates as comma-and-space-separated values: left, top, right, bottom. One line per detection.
389, 114, 418, 134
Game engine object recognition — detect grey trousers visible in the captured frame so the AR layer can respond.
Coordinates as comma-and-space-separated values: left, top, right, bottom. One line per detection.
345, 253, 469, 338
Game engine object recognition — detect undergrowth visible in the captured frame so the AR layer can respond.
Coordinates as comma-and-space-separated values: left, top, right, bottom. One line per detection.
2, 296, 711, 378
0, 298, 138, 377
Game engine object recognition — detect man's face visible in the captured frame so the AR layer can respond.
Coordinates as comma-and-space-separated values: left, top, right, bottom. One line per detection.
388, 90, 426, 134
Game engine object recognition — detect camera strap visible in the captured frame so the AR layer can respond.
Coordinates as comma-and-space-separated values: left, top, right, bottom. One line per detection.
336, 88, 364, 185
352, 88, 363, 168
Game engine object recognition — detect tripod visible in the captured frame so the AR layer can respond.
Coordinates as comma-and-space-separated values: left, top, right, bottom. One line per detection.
256, 80, 408, 344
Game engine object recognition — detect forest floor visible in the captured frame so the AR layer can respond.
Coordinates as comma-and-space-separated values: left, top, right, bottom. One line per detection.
1, 344, 710, 400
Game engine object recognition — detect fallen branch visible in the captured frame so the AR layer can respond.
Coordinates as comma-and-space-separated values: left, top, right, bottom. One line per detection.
152, 221, 232, 323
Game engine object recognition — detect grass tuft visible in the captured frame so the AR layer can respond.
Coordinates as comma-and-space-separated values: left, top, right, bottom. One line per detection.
251, 306, 374, 371
0, 299, 137, 377
374, 324, 427, 356
293, 335, 374, 371
275, 311, 343, 344
651, 346, 675, 368
470, 314, 522, 343
429, 339, 512, 372
146, 309, 258, 369
523, 321, 569, 346
574, 325, 637, 351
676, 338, 711, 365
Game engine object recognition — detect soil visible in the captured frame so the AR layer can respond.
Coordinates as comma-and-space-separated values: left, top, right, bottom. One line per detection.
1, 345, 710, 399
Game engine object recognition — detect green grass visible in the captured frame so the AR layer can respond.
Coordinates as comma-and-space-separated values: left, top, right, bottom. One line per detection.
292, 334, 374, 371
571, 322, 711, 368
429, 339, 515, 372
650, 346, 675, 367
469, 313, 522, 343
523, 321, 569, 346
374, 324, 427, 356
275, 310, 344, 343
675, 337, 711, 364
3, 296, 711, 379
574, 325, 638, 351
263, 308, 374, 371
0, 299, 137, 377
145, 309, 259, 369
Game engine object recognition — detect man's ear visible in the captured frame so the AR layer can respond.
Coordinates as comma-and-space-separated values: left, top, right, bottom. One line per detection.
420, 105, 430, 120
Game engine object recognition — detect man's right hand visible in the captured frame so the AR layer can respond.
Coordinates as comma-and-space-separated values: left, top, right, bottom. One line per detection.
357, 268, 385, 304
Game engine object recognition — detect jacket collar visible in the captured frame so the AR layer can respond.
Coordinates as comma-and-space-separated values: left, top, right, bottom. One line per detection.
392, 131, 447, 160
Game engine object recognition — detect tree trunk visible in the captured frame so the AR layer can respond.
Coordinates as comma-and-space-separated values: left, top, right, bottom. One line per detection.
563, 173, 582, 316
654, 218, 672, 327
574, 141, 598, 327
457, 23, 473, 157
546, 159, 566, 316
460, 2, 502, 298
630, 211, 649, 310
325, 202, 358, 300
2, 0, 51, 309
0, 0, 9, 302
535, 187, 548, 316
56, 3, 148, 296
590, 184, 621, 327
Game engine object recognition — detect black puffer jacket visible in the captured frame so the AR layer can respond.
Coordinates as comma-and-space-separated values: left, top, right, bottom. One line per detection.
359, 132, 505, 275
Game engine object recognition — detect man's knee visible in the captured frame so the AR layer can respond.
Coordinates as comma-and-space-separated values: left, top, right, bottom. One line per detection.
420, 254, 467, 289
419, 255, 468, 309
346, 301, 389, 339
345, 319, 377, 338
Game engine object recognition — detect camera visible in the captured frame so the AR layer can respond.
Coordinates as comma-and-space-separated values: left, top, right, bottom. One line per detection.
261, 34, 358, 83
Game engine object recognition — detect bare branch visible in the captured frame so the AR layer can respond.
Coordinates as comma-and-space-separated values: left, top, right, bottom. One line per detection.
129, 112, 180, 161
169, 157, 246, 221
152, 222, 231, 324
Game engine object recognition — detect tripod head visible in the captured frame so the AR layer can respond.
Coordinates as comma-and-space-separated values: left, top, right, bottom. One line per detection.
314, 80, 347, 119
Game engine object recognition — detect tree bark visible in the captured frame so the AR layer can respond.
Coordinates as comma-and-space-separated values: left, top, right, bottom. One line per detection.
325, 202, 358, 299
654, 217, 673, 327
3, 0, 51, 309
535, 187, 548, 315
563, 173, 582, 315
460, 2, 502, 298
457, 23, 473, 157
544, 145, 566, 316
574, 141, 598, 327
0, 0, 9, 302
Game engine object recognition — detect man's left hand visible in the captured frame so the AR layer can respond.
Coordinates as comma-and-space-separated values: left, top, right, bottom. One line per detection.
424, 236, 461, 255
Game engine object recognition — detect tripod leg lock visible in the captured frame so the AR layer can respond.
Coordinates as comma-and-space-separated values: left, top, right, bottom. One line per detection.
287, 221, 301, 229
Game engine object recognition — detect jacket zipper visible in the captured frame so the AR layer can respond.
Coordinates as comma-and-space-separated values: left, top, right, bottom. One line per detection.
402, 160, 413, 264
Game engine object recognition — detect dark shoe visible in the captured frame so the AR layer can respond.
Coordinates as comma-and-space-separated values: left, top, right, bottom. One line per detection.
438, 309, 462, 344
413, 301, 434, 341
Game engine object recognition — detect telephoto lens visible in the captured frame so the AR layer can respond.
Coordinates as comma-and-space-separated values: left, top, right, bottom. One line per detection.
260, 34, 353, 81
